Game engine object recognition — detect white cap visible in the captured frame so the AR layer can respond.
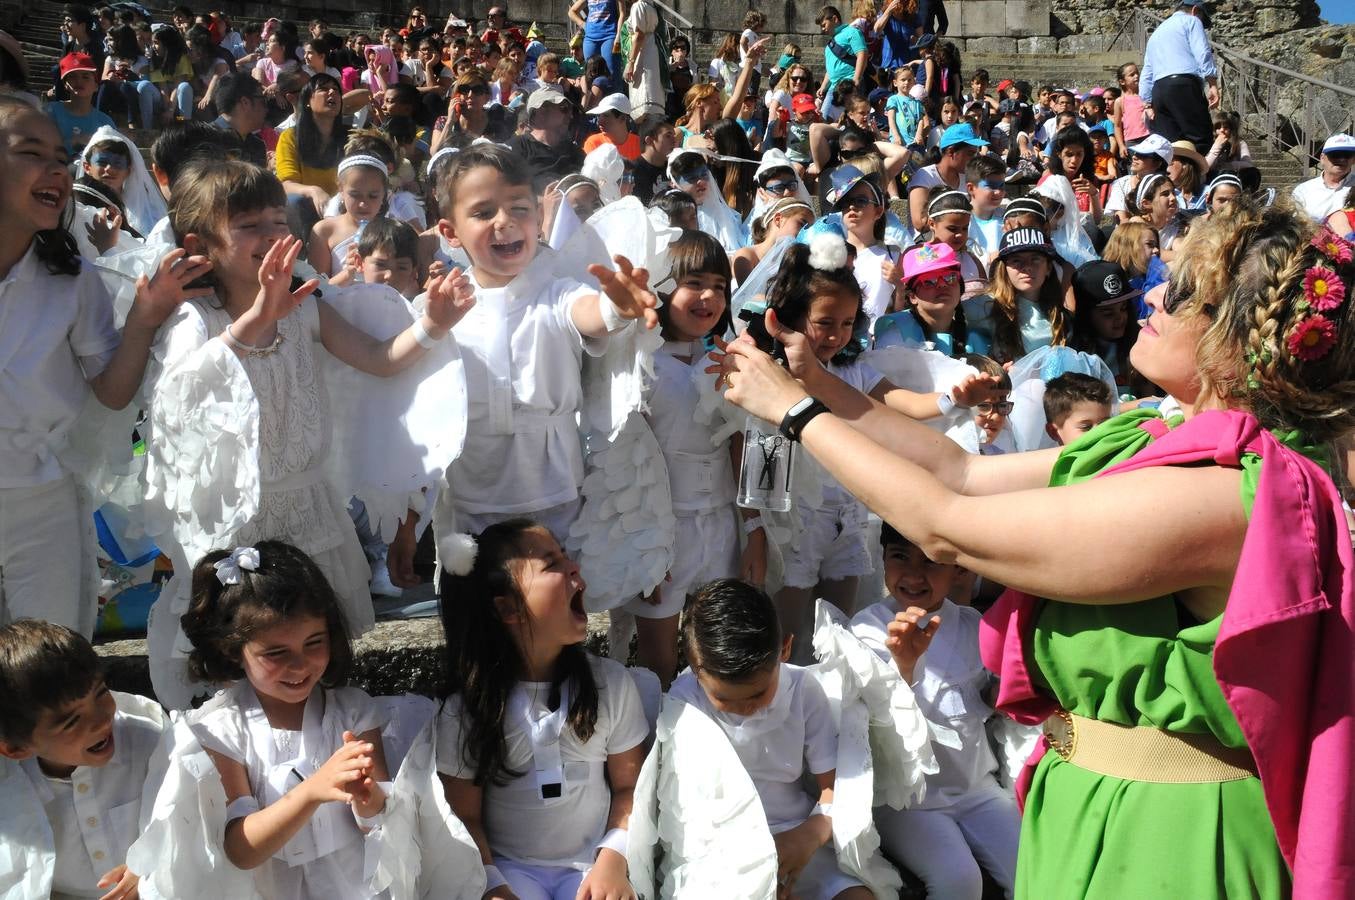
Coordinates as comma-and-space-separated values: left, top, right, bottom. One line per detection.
1130, 133, 1174, 163
1322, 133, 1355, 155
585, 93, 631, 117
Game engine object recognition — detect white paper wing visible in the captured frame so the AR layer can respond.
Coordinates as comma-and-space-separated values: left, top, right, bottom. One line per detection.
649, 698, 778, 900
566, 414, 675, 611
811, 601, 939, 811
988, 714, 1044, 793
366, 709, 487, 900
128, 716, 264, 900
320, 283, 468, 542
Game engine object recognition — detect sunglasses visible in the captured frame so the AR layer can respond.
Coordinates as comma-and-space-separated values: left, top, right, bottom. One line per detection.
913, 271, 959, 290
675, 167, 709, 186
1163, 280, 1191, 315
789, 75, 808, 82
457, 84, 490, 95
839, 194, 879, 211
762, 179, 796, 195
975, 401, 1014, 415
1328, 151, 1354, 163
90, 153, 129, 170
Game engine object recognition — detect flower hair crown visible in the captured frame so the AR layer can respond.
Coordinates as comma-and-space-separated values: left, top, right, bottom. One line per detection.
1284, 227, 1352, 364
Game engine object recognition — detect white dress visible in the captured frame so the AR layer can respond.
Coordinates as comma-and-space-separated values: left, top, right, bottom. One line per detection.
187, 682, 387, 899
626, 0, 664, 119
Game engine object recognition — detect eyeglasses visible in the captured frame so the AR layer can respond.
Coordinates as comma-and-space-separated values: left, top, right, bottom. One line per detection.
839, 194, 878, 212
762, 179, 796, 195
90, 153, 129, 170
975, 401, 1014, 415
914, 271, 959, 290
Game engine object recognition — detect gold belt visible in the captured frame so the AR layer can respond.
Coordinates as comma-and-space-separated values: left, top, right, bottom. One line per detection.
1042, 709, 1258, 784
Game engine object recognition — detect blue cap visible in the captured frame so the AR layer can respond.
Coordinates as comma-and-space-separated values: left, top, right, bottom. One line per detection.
938, 123, 990, 150
824, 164, 882, 209
867, 86, 891, 104
909, 33, 936, 50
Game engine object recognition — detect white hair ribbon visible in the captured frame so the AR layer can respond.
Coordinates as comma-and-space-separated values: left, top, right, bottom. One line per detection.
337, 154, 389, 178
214, 547, 261, 586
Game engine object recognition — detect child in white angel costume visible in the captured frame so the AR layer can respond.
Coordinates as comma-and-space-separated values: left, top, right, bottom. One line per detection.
435, 520, 651, 900
128, 541, 484, 900
851, 522, 1021, 898
140, 159, 472, 709
384, 144, 663, 601
0, 621, 166, 900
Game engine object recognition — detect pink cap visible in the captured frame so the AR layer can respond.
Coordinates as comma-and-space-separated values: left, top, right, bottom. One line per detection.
902, 242, 960, 283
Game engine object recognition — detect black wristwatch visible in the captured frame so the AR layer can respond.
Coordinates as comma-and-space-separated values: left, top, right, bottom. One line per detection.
779, 396, 830, 441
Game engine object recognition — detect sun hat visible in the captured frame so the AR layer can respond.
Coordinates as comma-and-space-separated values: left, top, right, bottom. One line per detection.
825, 164, 882, 209
1168, 140, 1207, 171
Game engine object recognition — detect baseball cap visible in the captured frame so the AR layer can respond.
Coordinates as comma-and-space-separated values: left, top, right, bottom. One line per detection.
910, 33, 936, 50
560, 58, 584, 78
1072, 260, 1142, 307
792, 93, 817, 114
586, 93, 631, 117
938, 123, 990, 150
998, 226, 1056, 259
867, 86, 891, 105
59, 52, 97, 80
996, 79, 1013, 92
526, 86, 570, 114
1322, 133, 1355, 155
825, 164, 882, 209
1129, 133, 1174, 163
903, 243, 961, 283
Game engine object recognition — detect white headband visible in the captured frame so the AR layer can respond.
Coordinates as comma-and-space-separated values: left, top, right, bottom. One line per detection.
1135, 173, 1167, 211
760, 199, 812, 228
927, 190, 972, 217
338, 154, 389, 178
426, 146, 460, 176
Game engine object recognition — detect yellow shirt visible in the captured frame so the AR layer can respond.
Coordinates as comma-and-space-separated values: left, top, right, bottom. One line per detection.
273, 127, 338, 195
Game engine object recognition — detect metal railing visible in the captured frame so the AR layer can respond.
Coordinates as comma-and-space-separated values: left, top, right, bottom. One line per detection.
1108, 9, 1355, 177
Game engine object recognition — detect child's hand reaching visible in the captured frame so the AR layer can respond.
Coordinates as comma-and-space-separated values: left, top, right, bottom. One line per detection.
86, 207, 123, 254
424, 265, 477, 334
885, 606, 941, 681
249, 235, 321, 329
575, 848, 637, 899
95, 863, 139, 900
587, 255, 660, 331
301, 734, 375, 806
127, 248, 214, 333
949, 372, 1005, 408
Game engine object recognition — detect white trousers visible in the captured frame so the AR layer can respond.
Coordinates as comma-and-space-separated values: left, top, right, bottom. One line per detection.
0, 475, 96, 636
497, 859, 585, 900
876, 786, 1020, 900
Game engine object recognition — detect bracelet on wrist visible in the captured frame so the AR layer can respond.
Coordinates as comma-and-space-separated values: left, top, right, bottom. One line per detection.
411, 317, 446, 349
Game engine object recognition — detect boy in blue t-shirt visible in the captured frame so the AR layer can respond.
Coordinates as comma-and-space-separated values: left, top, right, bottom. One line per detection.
49, 53, 115, 155
886, 66, 926, 147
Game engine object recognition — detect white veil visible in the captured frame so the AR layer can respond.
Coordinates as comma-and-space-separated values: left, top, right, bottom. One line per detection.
78, 125, 168, 238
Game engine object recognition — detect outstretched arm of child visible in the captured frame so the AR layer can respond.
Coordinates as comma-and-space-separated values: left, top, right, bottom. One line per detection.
90, 247, 214, 410
576, 743, 646, 900
318, 266, 476, 376
885, 606, 940, 681
209, 733, 377, 870
440, 774, 521, 900
868, 371, 1002, 421
773, 772, 835, 900
573, 255, 660, 337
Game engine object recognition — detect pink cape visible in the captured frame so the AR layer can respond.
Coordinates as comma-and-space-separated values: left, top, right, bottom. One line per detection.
980, 409, 1355, 898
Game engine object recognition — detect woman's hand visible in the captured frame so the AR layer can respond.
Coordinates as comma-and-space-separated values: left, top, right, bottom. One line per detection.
708, 333, 810, 425
423, 265, 477, 333
127, 248, 214, 332
576, 848, 637, 899
588, 255, 661, 330
302, 735, 374, 805
885, 606, 940, 681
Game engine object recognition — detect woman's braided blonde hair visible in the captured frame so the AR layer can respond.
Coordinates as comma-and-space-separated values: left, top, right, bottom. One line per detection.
1172, 199, 1355, 443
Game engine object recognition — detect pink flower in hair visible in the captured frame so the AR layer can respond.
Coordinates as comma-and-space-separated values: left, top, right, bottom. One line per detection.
1303, 266, 1346, 311
1311, 228, 1353, 265
1287, 314, 1337, 362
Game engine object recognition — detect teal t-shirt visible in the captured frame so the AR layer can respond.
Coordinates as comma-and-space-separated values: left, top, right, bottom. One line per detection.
48, 103, 115, 154
824, 24, 867, 88
885, 93, 924, 142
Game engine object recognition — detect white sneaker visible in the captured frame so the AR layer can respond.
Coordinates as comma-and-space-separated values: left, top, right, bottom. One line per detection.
368, 560, 404, 598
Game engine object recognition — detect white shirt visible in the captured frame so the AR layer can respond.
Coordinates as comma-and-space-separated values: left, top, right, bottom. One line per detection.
816, 361, 884, 508
445, 265, 602, 514
1104, 173, 1135, 214
3, 693, 165, 899
0, 247, 120, 487
436, 656, 648, 868
968, 210, 1004, 260
648, 346, 737, 513
1292, 172, 1355, 223
669, 663, 837, 832
852, 598, 1001, 808
853, 243, 900, 324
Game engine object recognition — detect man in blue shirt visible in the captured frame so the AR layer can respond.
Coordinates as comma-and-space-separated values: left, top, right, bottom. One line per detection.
1141, 0, 1218, 155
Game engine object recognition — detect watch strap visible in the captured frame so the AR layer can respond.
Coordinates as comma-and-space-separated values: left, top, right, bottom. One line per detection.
779, 398, 830, 441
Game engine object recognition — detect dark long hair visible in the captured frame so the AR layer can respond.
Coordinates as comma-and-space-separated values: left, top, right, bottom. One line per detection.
764, 239, 867, 365
181, 540, 354, 685
709, 118, 756, 216
1048, 124, 1097, 183
296, 73, 349, 170
438, 519, 600, 787
151, 26, 187, 77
